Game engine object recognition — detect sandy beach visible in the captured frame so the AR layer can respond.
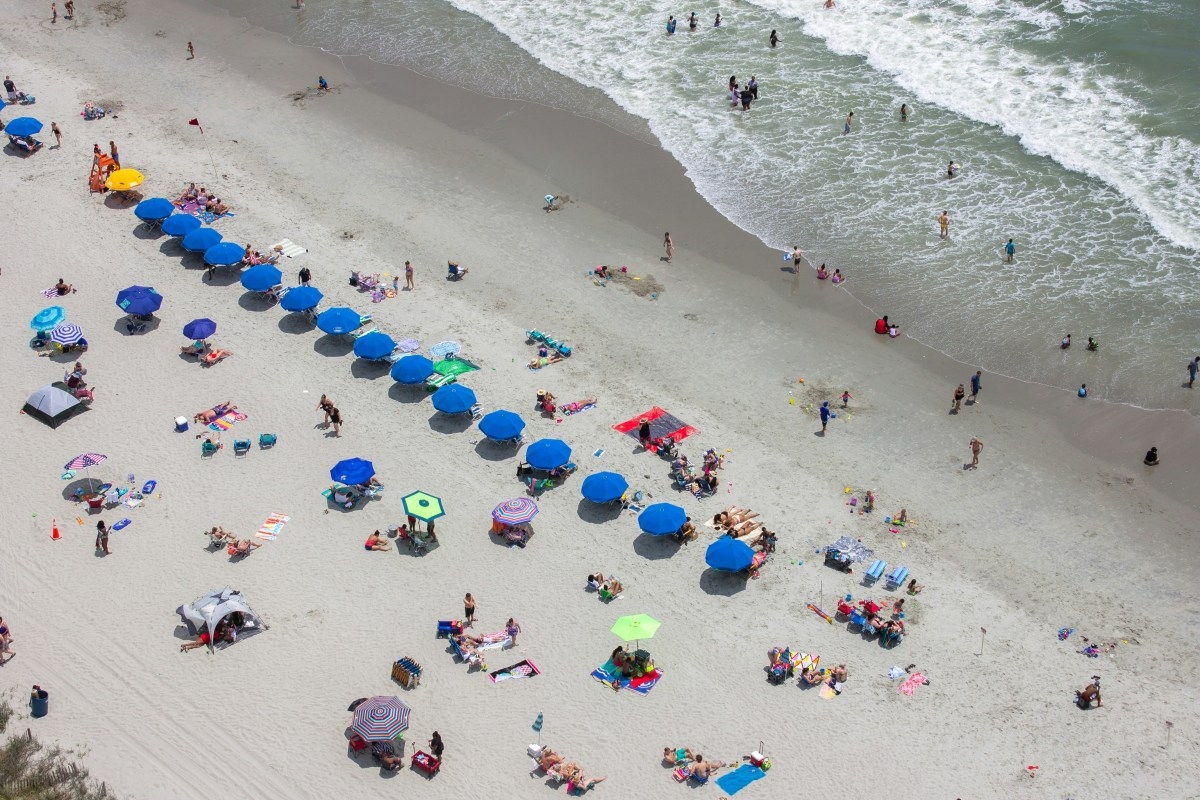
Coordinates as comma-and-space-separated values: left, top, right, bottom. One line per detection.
1, 0, 1198, 797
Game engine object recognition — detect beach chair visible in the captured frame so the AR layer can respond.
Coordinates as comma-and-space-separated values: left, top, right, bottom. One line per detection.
526, 330, 546, 343
881, 626, 904, 648
233, 438, 251, 456
425, 372, 457, 392
201, 440, 220, 457
400, 526, 430, 554
258, 433, 277, 448
885, 565, 910, 591
469, 403, 483, 420
391, 656, 422, 689
261, 285, 288, 305
864, 559, 887, 585
848, 609, 867, 631
447, 262, 468, 280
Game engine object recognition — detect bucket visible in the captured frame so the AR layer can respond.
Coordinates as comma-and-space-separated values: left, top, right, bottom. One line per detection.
174, 416, 189, 433
30, 687, 49, 718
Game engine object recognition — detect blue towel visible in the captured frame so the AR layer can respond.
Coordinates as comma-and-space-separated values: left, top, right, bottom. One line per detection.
715, 765, 765, 795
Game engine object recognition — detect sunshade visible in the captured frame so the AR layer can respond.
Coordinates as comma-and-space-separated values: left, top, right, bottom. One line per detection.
390, 354, 435, 384
611, 613, 661, 644
353, 331, 396, 360
637, 503, 687, 536
240, 265, 282, 292
161, 213, 202, 237
478, 410, 525, 441
430, 384, 476, 414
316, 307, 362, 335
280, 285, 322, 311
580, 472, 628, 503
402, 491, 445, 522
492, 497, 538, 525
705, 537, 755, 572
30, 306, 65, 331
105, 168, 144, 192
351, 696, 411, 742
49, 323, 84, 346
115, 285, 162, 315
4, 117, 42, 137
134, 197, 174, 221
23, 385, 81, 428
65, 452, 107, 491
525, 438, 571, 471
204, 242, 245, 266
181, 227, 222, 252
330, 457, 375, 486
182, 318, 217, 340
429, 340, 461, 358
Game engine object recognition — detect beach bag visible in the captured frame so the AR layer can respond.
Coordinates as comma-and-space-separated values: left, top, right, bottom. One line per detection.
349, 275, 358, 287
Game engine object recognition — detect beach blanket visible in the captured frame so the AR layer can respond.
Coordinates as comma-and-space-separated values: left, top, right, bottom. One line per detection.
39, 287, 59, 298
899, 672, 928, 696
560, 401, 595, 416
824, 535, 874, 564
715, 765, 765, 796
271, 238, 307, 258
591, 660, 663, 695
175, 199, 235, 223
255, 512, 291, 541
396, 338, 421, 353
478, 631, 512, 650
434, 359, 479, 378
209, 411, 247, 431
613, 407, 697, 452
489, 659, 541, 683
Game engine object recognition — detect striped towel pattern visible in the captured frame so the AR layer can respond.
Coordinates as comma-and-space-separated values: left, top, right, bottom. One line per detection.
255, 512, 291, 541
209, 411, 248, 431
271, 239, 308, 258
479, 632, 511, 650
39, 287, 58, 298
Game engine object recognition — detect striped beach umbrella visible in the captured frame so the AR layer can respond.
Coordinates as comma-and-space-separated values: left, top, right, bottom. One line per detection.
49, 323, 84, 346
492, 498, 538, 525
65, 452, 108, 491
402, 491, 445, 522
350, 696, 411, 742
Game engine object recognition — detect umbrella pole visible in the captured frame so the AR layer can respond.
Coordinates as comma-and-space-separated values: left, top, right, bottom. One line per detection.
86, 465, 95, 493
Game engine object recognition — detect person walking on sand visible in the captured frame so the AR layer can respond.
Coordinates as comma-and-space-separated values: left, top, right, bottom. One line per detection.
1004, 238, 1016, 263
506, 617, 522, 645
952, 384, 965, 412
317, 393, 334, 425
938, 211, 950, 238
969, 370, 982, 404
843, 111, 854, 135
1187, 356, 1198, 389
298, 265, 311, 285
109, 140, 120, 169
51, 122, 62, 149
187, 41, 195, 59
820, 401, 831, 434
95, 520, 110, 555
51, 3, 57, 23
64, 0, 73, 18
968, 437, 983, 469
463, 593, 477, 627
329, 406, 342, 437
404, 260, 414, 290
840, 389, 852, 408
663, 232, 674, 263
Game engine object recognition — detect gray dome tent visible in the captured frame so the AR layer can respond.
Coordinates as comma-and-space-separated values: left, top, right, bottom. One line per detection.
23, 383, 84, 428
176, 587, 266, 651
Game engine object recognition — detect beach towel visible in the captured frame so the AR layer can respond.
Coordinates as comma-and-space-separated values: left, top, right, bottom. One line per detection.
255, 512, 291, 541
715, 765, 765, 796
396, 338, 421, 353
433, 359, 480, 378
478, 631, 512, 650
591, 660, 663, 695
39, 287, 59, 298
489, 659, 541, 683
899, 672, 927, 696
613, 407, 698, 452
209, 411, 247, 431
271, 238, 307, 258
824, 535, 874, 564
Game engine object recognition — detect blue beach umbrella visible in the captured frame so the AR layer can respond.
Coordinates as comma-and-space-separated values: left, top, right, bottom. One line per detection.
316, 307, 362, 335
4, 117, 42, 137
581, 471, 629, 504
430, 384, 477, 414
525, 438, 571, 471
705, 537, 755, 572
280, 285, 322, 311
30, 306, 66, 332
240, 265, 283, 292
330, 457, 375, 486
134, 197, 175, 222
182, 318, 217, 340
204, 242, 245, 266
181, 227, 222, 252
390, 354, 435, 384
162, 214, 202, 237
638, 502, 687, 536
115, 285, 163, 315
353, 331, 396, 360
478, 410, 525, 442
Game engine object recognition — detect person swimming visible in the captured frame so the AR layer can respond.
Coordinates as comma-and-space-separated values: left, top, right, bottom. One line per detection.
947, 161, 960, 177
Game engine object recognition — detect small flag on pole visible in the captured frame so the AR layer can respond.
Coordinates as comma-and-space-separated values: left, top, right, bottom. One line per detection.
188, 118, 204, 134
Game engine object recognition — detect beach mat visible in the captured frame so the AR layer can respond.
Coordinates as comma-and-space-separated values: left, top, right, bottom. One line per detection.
489, 659, 540, 683
271, 238, 307, 258
39, 287, 58, 298
434, 359, 479, 378
478, 631, 512, 650
715, 765, 765, 796
613, 407, 697, 451
255, 512, 291, 541
209, 411, 247, 432
591, 660, 663, 695
899, 672, 928, 696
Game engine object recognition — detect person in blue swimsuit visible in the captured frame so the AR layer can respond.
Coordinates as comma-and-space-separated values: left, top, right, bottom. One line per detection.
1004, 238, 1016, 263
666, 16, 676, 34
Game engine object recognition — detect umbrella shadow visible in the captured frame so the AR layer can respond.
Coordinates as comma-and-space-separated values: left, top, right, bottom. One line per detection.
277, 313, 316, 335
699, 568, 750, 596
158, 239, 186, 257
38, 347, 78, 364
113, 316, 161, 336
314, 336, 354, 358
203, 268, 242, 287
131, 223, 164, 241
60, 477, 105, 501
388, 383, 428, 405
576, 498, 623, 525
428, 413, 473, 435
103, 192, 140, 210
350, 359, 391, 381
632, 534, 681, 561
488, 526, 534, 549
237, 292, 276, 313
474, 439, 521, 462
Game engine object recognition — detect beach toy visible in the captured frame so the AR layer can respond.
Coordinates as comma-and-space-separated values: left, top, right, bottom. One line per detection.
142, 480, 157, 494
844, 487, 852, 493
61, 471, 75, 480
789, 397, 795, 405
112, 518, 132, 531
783, 252, 791, 261
797, 377, 805, 383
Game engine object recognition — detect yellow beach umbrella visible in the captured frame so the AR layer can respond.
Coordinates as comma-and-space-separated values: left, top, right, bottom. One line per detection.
105, 168, 144, 192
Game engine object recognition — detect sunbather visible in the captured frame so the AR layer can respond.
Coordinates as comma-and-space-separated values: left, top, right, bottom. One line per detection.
528, 353, 565, 369
587, 573, 605, 590
195, 402, 234, 424
728, 520, 763, 539
447, 261, 469, 278
55, 278, 75, 296
570, 774, 606, 792
602, 577, 624, 595
180, 629, 214, 652
674, 520, 698, 543
177, 183, 197, 203
907, 578, 924, 595
331, 485, 357, 508
749, 528, 777, 552
365, 530, 391, 551
537, 748, 565, 771
561, 396, 597, 414
372, 739, 403, 771
549, 462, 577, 478
664, 746, 696, 764
690, 757, 725, 780
207, 526, 235, 545
230, 538, 261, 556
828, 664, 848, 683
672, 455, 691, 473
715, 507, 757, 526
800, 666, 823, 685
203, 349, 233, 364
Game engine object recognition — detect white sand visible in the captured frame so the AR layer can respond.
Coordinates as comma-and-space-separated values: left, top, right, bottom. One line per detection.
0, 1, 1198, 798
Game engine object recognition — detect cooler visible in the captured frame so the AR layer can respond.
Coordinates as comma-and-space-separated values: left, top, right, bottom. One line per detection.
175, 416, 189, 433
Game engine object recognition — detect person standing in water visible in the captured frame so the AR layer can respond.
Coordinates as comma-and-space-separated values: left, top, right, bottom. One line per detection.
843, 111, 854, 135
769, 29, 779, 47
947, 160, 960, 177
791, 245, 803, 272
748, 76, 759, 100
1004, 238, 1016, 263
938, 211, 950, 238
714, 13, 721, 26
663, 232, 674, 263
688, 12, 698, 31
667, 16, 677, 35
900, 103, 908, 122
1187, 356, 1199, 389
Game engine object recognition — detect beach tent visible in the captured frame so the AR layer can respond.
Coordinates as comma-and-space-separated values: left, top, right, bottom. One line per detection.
176, 587, 266, 651
23, 383, 83, 428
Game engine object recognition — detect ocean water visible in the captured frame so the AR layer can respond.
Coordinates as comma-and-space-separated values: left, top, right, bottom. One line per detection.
241, 0, 1199, 410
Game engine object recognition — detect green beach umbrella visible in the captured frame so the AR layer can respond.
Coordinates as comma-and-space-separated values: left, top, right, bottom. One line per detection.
402, 490, 445, 522
610, 614, 661, 646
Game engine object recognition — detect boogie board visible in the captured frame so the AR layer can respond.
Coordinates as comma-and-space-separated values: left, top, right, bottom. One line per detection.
112, 518, 132, 531
142, 480, 157, 495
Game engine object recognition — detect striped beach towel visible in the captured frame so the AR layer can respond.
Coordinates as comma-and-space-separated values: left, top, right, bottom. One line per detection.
255, 512, 291, 541
271, 239, 307, 258
478, 631, 512, 650
39, 287, 59, 298
209, 411, 248, 431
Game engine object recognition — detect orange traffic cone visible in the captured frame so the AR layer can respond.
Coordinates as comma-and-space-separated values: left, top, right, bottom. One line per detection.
52, 518, 61, 540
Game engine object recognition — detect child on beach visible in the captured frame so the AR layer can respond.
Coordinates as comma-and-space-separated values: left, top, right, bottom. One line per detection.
841, 389, 852, 407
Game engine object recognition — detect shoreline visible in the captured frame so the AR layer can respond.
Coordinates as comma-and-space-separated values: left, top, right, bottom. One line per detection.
1, 0, 1197, 797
